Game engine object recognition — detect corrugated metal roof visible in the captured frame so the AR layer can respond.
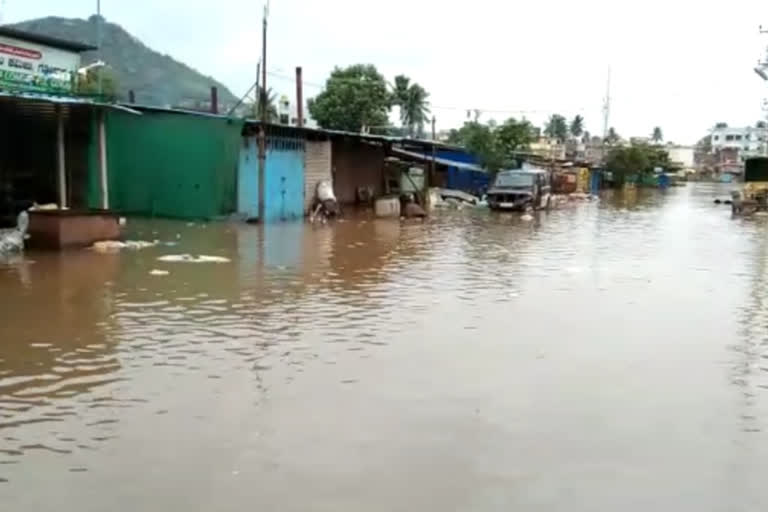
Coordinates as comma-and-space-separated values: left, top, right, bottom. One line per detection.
0, 91, 141, 121
390, 147, 486, 172
0, 27, 97, 52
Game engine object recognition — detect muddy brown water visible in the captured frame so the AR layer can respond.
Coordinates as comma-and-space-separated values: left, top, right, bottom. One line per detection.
2, 183, 768, 510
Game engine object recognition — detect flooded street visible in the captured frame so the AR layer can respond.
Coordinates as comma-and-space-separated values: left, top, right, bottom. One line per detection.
3, 183, 768, 510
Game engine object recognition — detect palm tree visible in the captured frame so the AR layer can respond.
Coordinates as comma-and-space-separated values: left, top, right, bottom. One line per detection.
652, 126, 663, 144
392, 75, 431, 137
570, 115, 584, 138
253, 86, 278, 122
606, 127, 620, 144
544, 114, 568, 142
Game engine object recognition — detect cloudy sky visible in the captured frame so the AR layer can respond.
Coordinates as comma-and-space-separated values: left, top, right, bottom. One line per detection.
6, 0, 768, 143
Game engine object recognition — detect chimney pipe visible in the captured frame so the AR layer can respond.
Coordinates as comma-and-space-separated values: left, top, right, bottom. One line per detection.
128, 90, 135, 104
211, 86, 218, 114
295, 66, 304, 127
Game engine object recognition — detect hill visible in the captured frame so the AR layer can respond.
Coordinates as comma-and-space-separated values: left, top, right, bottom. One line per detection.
10, 16, 239, 108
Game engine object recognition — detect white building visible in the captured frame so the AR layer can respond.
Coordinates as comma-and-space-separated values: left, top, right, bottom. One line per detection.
667, 146, 695, 170
710, 125, 768, 157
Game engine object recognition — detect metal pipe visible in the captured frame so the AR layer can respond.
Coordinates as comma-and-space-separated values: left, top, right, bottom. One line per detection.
99, 109, 109, 209
57, 106, 67, 209
211, 86, 218, 114
128, 90, 135, 103
296, 66, 303, 127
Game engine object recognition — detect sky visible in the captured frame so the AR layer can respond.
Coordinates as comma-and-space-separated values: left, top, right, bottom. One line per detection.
6, 0, 768, 144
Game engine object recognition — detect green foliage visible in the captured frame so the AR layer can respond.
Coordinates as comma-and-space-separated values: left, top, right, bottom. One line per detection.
544, 114, 568, 141
757, 121, 767, 129
251, 86, 278, 122
570, 115, 584, 138
605, 143, 671, 186
606, 127, 620, 144
76, 67, 119, 101
715, 122, 728, 129
393, 75, 431, 137
308, 64, 391, 132
447, 118, 535, 172
652, 126, 663, 143
13, 16, 238, 106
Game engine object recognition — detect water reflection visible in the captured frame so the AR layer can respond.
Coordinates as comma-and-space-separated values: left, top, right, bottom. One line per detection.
5, 186, 768, 510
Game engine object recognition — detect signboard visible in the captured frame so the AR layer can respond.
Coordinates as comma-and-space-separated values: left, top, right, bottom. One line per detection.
0, 35, 81, 93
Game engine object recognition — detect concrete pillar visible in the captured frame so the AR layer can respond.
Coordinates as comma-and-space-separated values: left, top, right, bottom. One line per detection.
98, 109, 109, 209
56, 105, 67, 209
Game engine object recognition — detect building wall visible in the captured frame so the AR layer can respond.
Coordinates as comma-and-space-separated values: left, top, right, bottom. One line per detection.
304, 139, 332, 212
711, 126, 768, 156
667, 146, 695, 169
331, 139, 386, 204
99, 110, 243, 219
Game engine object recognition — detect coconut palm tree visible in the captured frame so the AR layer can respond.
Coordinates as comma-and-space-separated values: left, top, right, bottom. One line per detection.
652, 126, 663, 144
606, 127, 620, 144
252, 86, 278, 122
392, 75, 431, 137
570, 115, 584, 139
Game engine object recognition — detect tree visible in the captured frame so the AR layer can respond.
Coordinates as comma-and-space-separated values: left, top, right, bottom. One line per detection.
308, 64, 390, 132
582, 130, 591, 144
757, 121, 767, 129
570, 115, 584, 138
77, 67, 119, 101
446, 118, 535, 172
605, 143, 671, 186
652, 126, 663, 143
715, 122, 728, 129
606, 127, 620, 144
544, 114, 568, 141
495, 118, 535, 160
392, 75, 431, 137
250, 86, 278, 122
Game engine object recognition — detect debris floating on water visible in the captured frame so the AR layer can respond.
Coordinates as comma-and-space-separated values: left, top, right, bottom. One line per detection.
149, 269, 170, 276
92, 240, 157, 252
157, 254, 231, 264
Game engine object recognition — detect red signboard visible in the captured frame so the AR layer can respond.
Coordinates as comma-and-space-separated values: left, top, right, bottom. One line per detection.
0, 43, 42, 60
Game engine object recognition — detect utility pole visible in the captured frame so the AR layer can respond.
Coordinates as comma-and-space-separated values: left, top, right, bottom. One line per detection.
96, 0, 103, 97
601, 66, 611, 165
430, 116, 436, 209
257, 3, 268, 222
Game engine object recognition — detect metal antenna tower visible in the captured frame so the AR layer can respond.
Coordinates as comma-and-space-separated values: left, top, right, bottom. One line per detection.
602, 66, 611, 139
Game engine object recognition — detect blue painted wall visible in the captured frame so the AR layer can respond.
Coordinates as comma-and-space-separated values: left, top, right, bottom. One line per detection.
238, 136, 259, 219
436, 149, 489, 195
264, 137, 305, 222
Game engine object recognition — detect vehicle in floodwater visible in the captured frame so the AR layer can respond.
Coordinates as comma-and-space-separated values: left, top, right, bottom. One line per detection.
486, 169, 552, 211
733, 157, 768, 215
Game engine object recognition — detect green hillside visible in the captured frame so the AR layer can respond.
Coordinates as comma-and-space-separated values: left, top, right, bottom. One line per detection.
10, 15, 238, 108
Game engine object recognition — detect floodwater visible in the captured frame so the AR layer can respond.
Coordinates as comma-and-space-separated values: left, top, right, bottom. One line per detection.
2, 183, 768, 510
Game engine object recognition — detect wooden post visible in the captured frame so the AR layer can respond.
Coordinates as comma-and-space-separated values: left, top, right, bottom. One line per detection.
98, 109, 109, 209
56, 105, 67, 209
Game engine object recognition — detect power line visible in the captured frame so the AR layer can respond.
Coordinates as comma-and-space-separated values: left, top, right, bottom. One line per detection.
265, 70, 587, 117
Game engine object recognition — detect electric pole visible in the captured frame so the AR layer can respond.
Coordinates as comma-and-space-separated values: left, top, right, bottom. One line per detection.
257, 2, 268, 222
601, 66, 611, 164
97, 0, 103, 97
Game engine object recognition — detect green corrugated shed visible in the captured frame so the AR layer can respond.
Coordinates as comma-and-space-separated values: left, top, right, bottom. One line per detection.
91, 110, 243, 219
